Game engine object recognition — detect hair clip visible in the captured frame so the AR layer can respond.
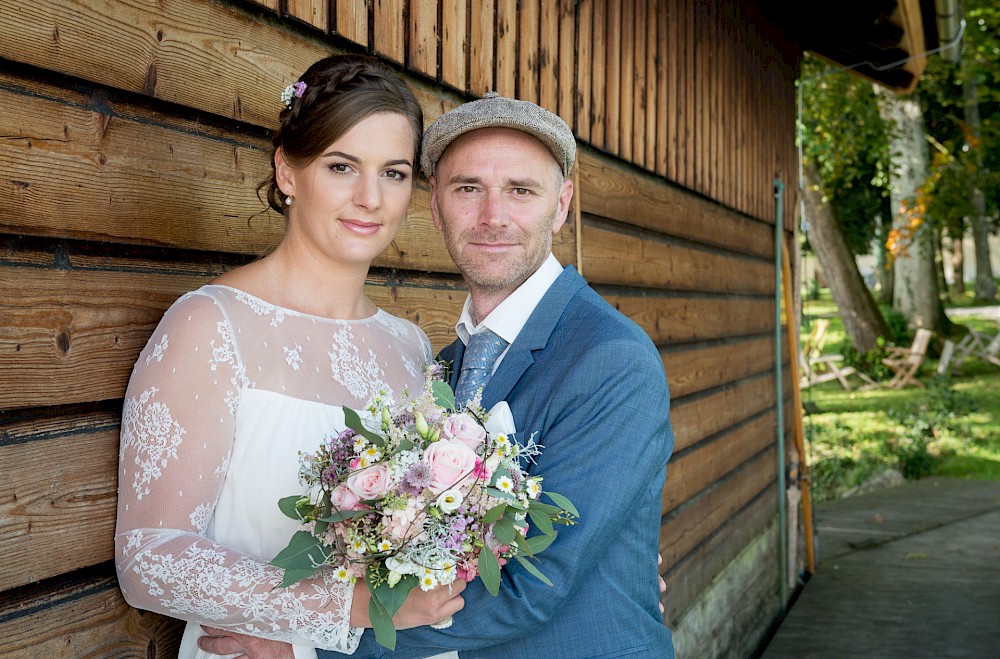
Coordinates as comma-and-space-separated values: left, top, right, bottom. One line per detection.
281, 81, 307, 109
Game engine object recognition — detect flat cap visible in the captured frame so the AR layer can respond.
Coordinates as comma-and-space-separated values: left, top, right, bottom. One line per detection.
421, 92, 577, 178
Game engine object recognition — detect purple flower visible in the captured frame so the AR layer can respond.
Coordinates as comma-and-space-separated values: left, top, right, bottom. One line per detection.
401, 462, 432, 495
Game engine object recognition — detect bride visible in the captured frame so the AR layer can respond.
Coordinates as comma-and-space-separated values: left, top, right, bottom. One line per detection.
114, 56, 464, 659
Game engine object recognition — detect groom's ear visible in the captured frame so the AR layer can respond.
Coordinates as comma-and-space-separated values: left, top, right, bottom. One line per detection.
429, 175, 443, 231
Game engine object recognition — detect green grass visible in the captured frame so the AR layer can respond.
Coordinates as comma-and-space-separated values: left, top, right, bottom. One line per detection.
800, 292, 1000, 502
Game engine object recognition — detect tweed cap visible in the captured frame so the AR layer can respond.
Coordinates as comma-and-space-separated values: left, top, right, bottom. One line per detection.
421, 92, 577, 178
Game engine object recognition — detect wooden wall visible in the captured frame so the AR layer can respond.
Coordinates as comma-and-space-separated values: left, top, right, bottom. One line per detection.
0, 0, 800, 654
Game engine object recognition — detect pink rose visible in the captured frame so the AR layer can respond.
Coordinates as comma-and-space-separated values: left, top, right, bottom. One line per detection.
346, 463, 391, 499
472, 457, 491, 482
441, 413, 487, 452
330, 483, 361, 510
422, 440, 478, 493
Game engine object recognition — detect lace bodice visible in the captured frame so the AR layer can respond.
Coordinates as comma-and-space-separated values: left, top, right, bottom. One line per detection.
115, 285, 432, 652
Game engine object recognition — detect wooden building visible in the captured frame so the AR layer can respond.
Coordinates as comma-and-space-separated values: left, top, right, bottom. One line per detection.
0, 0, 943, 656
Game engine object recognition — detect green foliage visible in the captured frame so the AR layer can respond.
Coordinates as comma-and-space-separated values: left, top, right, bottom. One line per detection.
799, 299, 1000, 502
879, 304, 911, 344
803, 364, 1000, 503
799, 55, 893, 257
916, 0, 1000, 229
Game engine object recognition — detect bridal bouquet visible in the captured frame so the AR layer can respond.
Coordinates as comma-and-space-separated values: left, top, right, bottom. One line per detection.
271, 364, 577, 649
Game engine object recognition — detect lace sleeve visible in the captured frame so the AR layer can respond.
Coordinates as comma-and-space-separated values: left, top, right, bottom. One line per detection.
114, 292, 360, 653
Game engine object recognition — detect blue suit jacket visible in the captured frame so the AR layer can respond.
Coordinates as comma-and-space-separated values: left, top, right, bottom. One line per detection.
324, 266, 675, 659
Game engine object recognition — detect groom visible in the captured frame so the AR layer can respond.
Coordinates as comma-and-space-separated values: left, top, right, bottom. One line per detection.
349, 94, 676, 658
203, 94, 675, 658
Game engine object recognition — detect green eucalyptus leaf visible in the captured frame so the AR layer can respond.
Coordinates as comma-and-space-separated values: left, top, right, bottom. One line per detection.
343, 407, 386, 447
527, 501, 562, 516
526, 506, 554, 536
513, 554, 553, 587
368, 594, 397, 650
543, 491, 579, 517
432, 380, 456, 411
478, 548, 501, 596
318, 509, 369, 523
278, 495, 309, 520
486, 486, 518, 502
277, 567, 318, 588
525, 530, 557, 554
482, 503, 508, 525
493, 517, 516, 545
270, 531, 329, 571
373, 574, 419, 616
367, 567, 398, 650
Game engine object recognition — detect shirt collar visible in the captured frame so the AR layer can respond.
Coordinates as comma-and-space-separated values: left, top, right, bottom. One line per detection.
456, 253, 564, 346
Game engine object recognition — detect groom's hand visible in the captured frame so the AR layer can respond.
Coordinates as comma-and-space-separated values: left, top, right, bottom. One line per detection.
198, 626, 293, 658
658, 552, 666, 615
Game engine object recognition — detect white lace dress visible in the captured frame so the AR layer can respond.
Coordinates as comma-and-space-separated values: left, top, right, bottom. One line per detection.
115, 285, 434, 658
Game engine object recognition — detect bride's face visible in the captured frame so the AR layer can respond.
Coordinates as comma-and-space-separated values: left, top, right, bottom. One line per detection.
276, 111, 415, 269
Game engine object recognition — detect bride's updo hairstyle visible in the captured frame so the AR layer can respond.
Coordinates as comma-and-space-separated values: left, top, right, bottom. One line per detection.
261, 55, 424, 215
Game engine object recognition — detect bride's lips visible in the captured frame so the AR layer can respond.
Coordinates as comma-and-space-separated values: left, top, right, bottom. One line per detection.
339, 218, 381, 235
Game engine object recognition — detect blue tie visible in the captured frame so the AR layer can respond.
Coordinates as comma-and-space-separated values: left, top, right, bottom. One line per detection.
455, 329, 509, 408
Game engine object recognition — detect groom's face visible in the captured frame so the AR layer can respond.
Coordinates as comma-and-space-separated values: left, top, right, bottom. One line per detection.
430, 127, 573, 300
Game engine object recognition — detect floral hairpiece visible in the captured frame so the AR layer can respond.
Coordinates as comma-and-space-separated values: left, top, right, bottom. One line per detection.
281, 81, 307, 109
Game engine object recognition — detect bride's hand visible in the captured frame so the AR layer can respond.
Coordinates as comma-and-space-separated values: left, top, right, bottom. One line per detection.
394, 579, 467, 630
352, 578, 467, 630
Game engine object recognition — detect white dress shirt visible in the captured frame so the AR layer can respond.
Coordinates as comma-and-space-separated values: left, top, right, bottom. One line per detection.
455, 253, 564, 373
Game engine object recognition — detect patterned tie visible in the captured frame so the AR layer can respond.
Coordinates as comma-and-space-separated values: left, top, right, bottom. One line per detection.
455, 329, 509, 408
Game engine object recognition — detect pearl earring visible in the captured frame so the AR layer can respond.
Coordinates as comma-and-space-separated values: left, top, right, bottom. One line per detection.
285, 195, 293, 206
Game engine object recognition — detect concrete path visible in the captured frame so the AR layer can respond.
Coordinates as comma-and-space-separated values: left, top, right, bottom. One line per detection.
760, 477, 1000, 658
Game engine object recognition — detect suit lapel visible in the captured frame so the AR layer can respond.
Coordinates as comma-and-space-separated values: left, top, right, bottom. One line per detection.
438, 340, 465, 391
481, 266, 588, 409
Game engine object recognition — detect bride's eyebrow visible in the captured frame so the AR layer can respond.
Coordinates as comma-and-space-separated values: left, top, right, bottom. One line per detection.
321, 150, 358, 162
321, 151, 412, 168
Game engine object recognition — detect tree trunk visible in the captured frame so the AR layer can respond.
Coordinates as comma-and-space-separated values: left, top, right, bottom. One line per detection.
962, 72, 998, 302
950, 230, 965, 296
874, 86, 953, 334
803, 162, 892, 352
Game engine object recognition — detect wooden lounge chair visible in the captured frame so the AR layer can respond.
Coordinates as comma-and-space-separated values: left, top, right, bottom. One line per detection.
882, 328, 932, 389
936, 339, 957, 376
953, 327, 1000, 369
798, 318, 877, 391
800, 350, 877, 390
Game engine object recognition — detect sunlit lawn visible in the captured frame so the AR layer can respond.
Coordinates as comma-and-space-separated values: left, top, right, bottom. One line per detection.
800, 290, 1000, 501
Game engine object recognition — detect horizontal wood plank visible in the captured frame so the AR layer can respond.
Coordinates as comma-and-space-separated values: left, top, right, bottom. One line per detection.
0, 0, 310, 127
0, 0, 444, 131
578, 150, 775, 259
662, 487, 778, 626
0, 265, 469, 410
669, 373, 776, 453
0, 75, 575, 273
604, 294, 774, 345
662, 411, 775, 515
0, 413, 120, 591
583, 220, 773, 294
663, 336, 775, 399
0, 572, 183, 656
661, 447, 776, 569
